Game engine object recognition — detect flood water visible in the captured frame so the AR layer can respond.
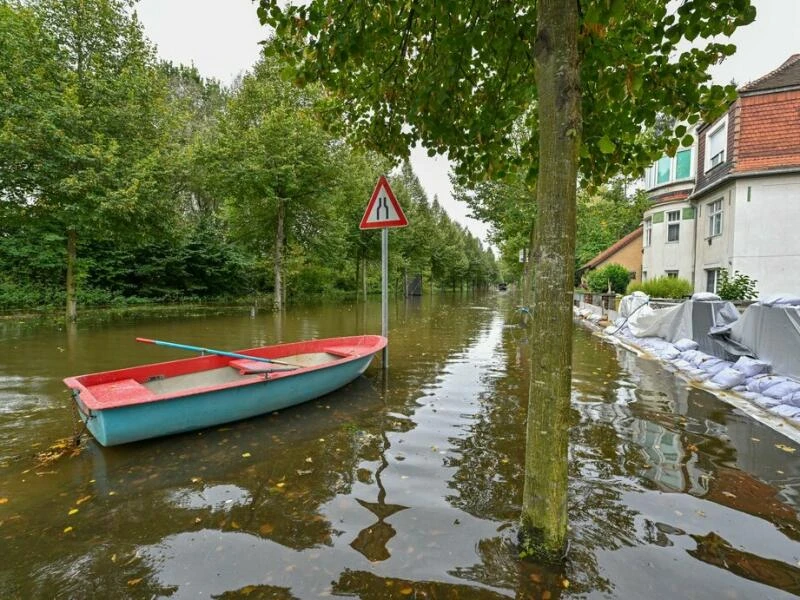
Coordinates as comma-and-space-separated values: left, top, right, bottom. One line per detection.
1, 294, 799, 599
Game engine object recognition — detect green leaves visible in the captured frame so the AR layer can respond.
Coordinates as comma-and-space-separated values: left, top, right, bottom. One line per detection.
598, 136, 616, 155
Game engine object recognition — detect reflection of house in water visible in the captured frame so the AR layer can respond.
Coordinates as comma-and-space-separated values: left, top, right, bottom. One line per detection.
629, 419, 707, 495
579, 347, 800, 529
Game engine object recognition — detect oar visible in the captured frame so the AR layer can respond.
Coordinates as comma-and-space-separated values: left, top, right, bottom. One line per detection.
135, 337, 296, 367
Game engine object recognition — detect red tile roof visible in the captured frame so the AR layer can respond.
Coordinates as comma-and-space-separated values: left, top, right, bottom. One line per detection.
739, 54, 800, 95
734, 89, 800, 173
582, 226, 643, 270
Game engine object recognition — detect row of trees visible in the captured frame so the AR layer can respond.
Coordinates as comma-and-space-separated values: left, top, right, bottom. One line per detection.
0, 0, 497, 317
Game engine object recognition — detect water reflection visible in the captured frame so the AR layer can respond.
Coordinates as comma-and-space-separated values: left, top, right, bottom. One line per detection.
1, 296, 800, 599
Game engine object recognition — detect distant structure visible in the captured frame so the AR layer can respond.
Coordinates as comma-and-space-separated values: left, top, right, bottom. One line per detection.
580, 226, 643, 283
639, 54, 800, 296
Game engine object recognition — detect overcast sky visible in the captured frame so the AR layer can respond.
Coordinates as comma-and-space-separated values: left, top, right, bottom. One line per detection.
136, 0, 800, 243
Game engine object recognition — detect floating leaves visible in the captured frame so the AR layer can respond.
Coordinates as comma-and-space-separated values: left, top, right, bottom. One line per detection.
259, 523, 275, 535
127, 578, 143, 587
63, 526, 73, 534
242, 452, 252, 458
0, 498, 8, 505
68, 508, 79, 515
775, 444, 796, 454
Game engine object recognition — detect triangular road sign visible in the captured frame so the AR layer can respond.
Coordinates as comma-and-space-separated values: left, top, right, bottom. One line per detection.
359, 175, 408, 229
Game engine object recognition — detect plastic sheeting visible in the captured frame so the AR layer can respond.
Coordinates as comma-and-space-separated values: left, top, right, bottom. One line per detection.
712, 305, 800, 381
628, 300, 739, 359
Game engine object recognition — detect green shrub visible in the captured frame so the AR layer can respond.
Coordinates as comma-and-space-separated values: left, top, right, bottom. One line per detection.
717, 269, 758, 301
586, 263, 631, 294
626, 276, 692, 299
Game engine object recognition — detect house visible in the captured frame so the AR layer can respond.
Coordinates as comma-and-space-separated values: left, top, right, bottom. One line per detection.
641, 54, 800, 297
580, 226, 643, 282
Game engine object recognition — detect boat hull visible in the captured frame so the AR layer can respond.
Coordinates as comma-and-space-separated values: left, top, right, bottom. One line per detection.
65, 335, 385, 446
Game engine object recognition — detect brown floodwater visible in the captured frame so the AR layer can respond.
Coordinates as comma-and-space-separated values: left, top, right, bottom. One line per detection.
1, 294, 799, 599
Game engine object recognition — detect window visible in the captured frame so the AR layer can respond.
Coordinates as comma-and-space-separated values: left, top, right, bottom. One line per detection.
642, 271, 648, 282
644, 217, 652, 247
629, 271, 637, 280
705, 116, 728, 171
708, 199, 722, 237
666, 270, 679, 279
706, 269, 720, 293
667, 210, 680, 242
675, 149, 692, 179
656, 156, 672, 184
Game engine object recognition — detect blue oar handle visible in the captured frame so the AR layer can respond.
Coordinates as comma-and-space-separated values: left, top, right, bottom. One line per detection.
135, 338, 294, 366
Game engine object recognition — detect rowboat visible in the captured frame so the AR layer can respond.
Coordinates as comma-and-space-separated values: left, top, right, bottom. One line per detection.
63, 335, 387, 446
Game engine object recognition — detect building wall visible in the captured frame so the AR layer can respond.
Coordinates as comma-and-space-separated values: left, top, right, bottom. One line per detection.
731, 174, 800, 297
693, 183, 737, 292
642, 200, 696, 283
594, 233, 643, 281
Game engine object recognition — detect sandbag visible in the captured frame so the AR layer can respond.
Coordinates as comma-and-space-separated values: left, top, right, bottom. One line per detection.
732, 356, 770, 377
746, 375, 784, 394
710, 367, 746, 389
762, 379, 800, 400
768, 404, 800, 419
674, 338, 699, 352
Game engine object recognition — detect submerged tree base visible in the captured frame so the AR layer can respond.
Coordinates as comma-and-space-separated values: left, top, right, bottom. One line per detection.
518, 526, 569, 564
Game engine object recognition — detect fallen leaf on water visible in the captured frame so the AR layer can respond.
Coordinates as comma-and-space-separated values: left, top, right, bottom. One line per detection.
108, 491, 117, 496
76, 495, 92, 505
305, 457, 313, 463
529, 573, 542, 583
111, 554, 117, 563
775, 444, 796, 453
68, 508, 79, 515
0, 498, 8, 505
259, 523, 275, 535
231, 521, 240, 529
242, 452, 251, 458
400, 587, 413, 596
296, 469, 312, 476
276, 482, 286, 488
194, 517, 202, 524
63, 526, 73, 533
722, 491, 737, 498
191, 477, 202, 483
127, 578, 142, 587
562, 579, 570, 589
751, 437, 760, 442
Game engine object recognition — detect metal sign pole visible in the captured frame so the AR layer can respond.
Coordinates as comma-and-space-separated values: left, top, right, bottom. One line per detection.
381, 227, 389, 369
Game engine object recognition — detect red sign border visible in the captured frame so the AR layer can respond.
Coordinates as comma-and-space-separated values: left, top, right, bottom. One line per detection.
359, 175, 409, 229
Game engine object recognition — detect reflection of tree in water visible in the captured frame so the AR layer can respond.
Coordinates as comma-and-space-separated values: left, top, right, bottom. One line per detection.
689, 531, 800, 596
212, 584, 300, 599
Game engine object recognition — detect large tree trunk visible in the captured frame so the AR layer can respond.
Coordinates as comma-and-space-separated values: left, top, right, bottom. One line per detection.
520, 0, 581, 560
65, 229, 78, 323
273, 198, 285, 311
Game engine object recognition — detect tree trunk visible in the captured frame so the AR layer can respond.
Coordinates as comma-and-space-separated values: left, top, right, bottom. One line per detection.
273, 198, 285, 311
520, 0, 581, 561
65, 229, 78, 323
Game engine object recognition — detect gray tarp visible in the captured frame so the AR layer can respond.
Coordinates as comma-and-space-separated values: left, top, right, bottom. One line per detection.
711, 305, 800, 380
628, 300, 740, 359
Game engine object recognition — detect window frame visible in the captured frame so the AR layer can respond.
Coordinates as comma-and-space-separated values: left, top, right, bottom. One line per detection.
665, 270, 679, 279
644, 217, 652, 247
706, 269, 720, 294
666, 210, 680, 243
708, 199, 723, 238
675, 148, 692, 180
704, 115, 728, 172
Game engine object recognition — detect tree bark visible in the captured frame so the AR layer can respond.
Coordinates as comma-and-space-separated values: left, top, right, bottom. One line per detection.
65, 228, 78, 323
273, 198, 285, 311
520, 0, 581, 561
